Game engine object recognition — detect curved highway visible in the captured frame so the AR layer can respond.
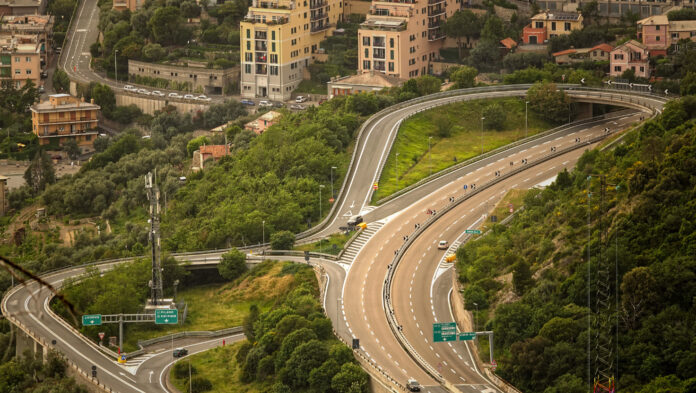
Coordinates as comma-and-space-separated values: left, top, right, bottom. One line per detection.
2, 87, 667, 392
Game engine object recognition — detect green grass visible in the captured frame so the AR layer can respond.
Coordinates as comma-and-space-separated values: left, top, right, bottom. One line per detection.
372, 98, 556, 203
294, 231, 355, 255
294, 79, 326, 95
478, 189, 528, 234
171, 343, 270, 393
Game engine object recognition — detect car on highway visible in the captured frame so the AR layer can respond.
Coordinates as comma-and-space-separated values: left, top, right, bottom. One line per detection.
123, 85, 136, 92
347, 215, 363, 227
290, 104, 305, 110
437, 240, 449, 250
196, 95, 212, 101
406, 379, 421, 391
168, 92, 182, 99
173, 348, 188, 358
259, 100, 273, 107
295, 95, 308, 103
151, 90, 165, 97
136, 88, 151, 95
241, 99, 255, 106
183, 94, 195, 100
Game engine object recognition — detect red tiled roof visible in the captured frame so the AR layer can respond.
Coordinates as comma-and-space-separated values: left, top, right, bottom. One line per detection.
590, 43, 613, 53
553, 49, 577, 57
500, 37, 518, 49
199, 145, 229, 158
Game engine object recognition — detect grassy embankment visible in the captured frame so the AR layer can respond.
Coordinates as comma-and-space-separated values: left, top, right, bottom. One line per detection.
373, 98, 555, 203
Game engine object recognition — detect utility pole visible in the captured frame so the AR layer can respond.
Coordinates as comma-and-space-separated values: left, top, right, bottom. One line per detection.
145, 171, 163, 306
525, 101, 529, 138
428, 136, 433, 177
114, 49, 118, 81
395, 152, 400, 189
319, 185, 325, 253
480, 117, 485, 155
330, 166, 337, 199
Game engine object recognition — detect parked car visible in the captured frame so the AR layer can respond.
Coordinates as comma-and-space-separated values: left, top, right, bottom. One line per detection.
183, 94, 195, 100
151, 90, 165, 97
196, 95, 211, 101
259, 100, 273, 107
168, 92, 182, 98
55, 47, 62, 54
172, 348, 188, 358
406, 379, 421, 392
241, 99, 255, 106
136, 88, 150, 95
40, 71, 48, 79
295, 95, 308, 103
273, 102, 284, 108
123, 85, 136, 92
290, 104, 305, 110
38, 86, 45, 93
437, 240, 449, 250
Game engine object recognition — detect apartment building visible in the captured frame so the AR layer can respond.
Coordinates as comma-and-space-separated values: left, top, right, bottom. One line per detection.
610, 40, 650, 78
239, 0, 343, 101
112, 0, 141, 11
0, 0, 47, 15
357, 0, 460, 79
637, 14, 696, 56
0, 14, 53, 66
30, 94, 100, 148
534, 0, 693, 20
0, 38, 41, 88
522, 11, 583, 45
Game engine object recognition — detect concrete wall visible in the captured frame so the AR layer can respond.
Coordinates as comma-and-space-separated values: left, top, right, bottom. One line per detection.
114, 92, 210, 116
344, 0, 371, 16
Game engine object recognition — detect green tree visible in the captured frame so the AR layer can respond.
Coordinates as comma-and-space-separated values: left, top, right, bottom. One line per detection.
579, 0, 599, 24
148, 7, 186, 46
142, 43, 167, 62
309, 359, 340, 392
270, 230, 295, 250
331, 362, 369, 393
443, 10, 481, 59
24, 151, 56, 195
415, 75, 441, 96
667, 8, 696, 21
63, 140, 81, 160
53, 69, 70, 93
483, 103, 506, 130
468, 39, 503, 72
243, 304, 260, 342
481, 15, 505, 42
186, 136, 210, 157
91, 83, 116, 116
621, 266, 657, 329
279, 339, 328, 388
512, 260, 533, 295
526, 82, 570, 124
217, 248, 248, 281
449, 66, 478, 89
680, 71, 696, 96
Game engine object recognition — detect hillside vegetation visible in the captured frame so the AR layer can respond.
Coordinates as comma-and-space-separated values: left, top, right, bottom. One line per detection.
456, 96, 696, 393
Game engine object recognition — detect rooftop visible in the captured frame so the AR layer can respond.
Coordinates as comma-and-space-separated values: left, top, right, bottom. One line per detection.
361, 17, 407, 30
330, 72, 404, 88
613, 39, 648, 52
0, 14, 53, 28
257, 110, 283, 122
31, 94, 100, 113
531, 11, 582, 21
500, 37, 518, 49
0, 0, 44, 7
199, 145, 229, 158
637, 15, 669, 26
590, 43, 613, 53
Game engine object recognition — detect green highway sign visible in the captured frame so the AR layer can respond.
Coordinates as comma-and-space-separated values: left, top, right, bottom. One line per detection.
459, 332, 476, 341
82, 314, 102, 326
465, 229, 482, 234
155, 309, 178, 325
433, 322, 457, 342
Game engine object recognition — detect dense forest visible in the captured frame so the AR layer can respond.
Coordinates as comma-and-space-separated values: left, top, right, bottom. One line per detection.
456, 96, 696, 392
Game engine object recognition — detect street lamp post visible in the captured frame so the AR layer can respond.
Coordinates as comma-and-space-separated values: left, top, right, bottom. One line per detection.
480, 117, 485, 155
318, 185, 325, 253
114, 49, 118, 81
262, 220, 265, 259
428, 136, 433, 177
525, 101, 529, 138
395, 152, 400, 188
473, 302, 479, 332
330, 166, 337, 199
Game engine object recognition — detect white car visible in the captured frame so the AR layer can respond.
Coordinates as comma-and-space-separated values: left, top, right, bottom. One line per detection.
196, 95, 211, 101
259, 100, 273, 107
137, 88, 150, 95
123, 85, 136, 92
183, 94, 195, 100
151, 90, 165, 97
290, 104, 305, 110
168, 92, 182, 98
295, 95, 308, 103
437, 240, 449, 250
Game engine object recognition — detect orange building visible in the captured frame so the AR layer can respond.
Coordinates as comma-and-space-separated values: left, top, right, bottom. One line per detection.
30, 94, 100, 148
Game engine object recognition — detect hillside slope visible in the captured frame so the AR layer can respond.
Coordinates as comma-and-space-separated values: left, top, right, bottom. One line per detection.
456, 96, 696, 393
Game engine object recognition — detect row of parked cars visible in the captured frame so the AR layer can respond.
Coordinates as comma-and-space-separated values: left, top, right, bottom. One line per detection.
240, 95, 309, 110
123, 85, 212, 101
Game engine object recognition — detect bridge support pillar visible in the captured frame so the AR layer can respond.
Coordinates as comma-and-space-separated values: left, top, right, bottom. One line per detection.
15, 328, 39, 359
574, 102, 594, 120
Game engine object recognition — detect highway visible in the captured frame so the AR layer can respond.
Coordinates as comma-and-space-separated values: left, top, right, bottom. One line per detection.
2, 87, 667, 392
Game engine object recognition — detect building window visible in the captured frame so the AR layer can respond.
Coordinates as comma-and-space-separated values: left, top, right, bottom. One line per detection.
390, 38, 394, 48
656, 36, 660, 41
272, 31, 276, 40
270, 54, 278, 63
390, 50, 394, 60
564, 22, 570, 31
535, 21, 543, 28
640, 66, 645, 72
26, 69, 31, 74
270, 66, 279, 75
364, 48, 369, 58
247, 41, 251, 50
363, 36, 370, 46
551, 22, 556, 30
245, 64, 252, 73
245, 53, 252, 61
614, 66, 621, 72
25, 56, 31, 62
363, 60, 371, 70
247, 29, 250, 38
656, 25, 660, 30
291, 39, 297, 45
388, 62, 394, 71
15, 57, 20, 62
373, 48, 385, 58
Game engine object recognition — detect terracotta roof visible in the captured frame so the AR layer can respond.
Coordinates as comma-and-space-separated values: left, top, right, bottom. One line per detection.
199, 145, 229, 158
330, 72, 404, 88
638, 15, 668, 26
500, 37, 518, 49
614, 39, 647, 51
257, 110, 282, 122
590, 43, 613, 53
553, 48, 577, 57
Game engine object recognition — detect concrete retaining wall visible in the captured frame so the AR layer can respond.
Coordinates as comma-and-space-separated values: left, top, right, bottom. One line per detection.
114, 92, 210, 115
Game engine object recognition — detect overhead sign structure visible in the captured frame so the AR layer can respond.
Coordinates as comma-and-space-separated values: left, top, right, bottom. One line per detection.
465, 229, 482, 235
459, 332, 476, 341
155, 309, 178, 325
82, 314, 102, 326
433, 322, 457, 342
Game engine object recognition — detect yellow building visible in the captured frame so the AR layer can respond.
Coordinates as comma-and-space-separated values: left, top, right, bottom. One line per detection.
30, 94, 100, 148
239, 0, 343, 101
522, 11, 583, 44
0, 38, 41, 88
357, 0, 460, 79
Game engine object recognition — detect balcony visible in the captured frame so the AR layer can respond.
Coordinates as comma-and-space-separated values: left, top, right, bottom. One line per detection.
311, 22, 332, 32
310, 0, 326, 8
428, 6, 445, 16
373, 48, 386, 59
428, 30, 445, 41
243, 16, 290, 24
428, 20, 442, 28
428, 0, 444, 4
256, 52, 268, 63
256, 64, 267, 74
311, 11, 327, 20
255, 1, 293, 9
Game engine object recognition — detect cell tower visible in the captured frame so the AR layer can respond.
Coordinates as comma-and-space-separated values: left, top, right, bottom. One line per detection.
588, 175, 617, 393
145, 171, 164, 307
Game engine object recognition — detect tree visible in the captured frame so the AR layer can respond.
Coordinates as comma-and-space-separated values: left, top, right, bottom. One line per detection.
414, 75, 441, 96
91, 83, 116, 115
331, 362, 369, 393
53, 69, 70, 93
483, 103, 506, 130
526, 82, 570, 124
148, 7, 187, 46
481, 15, 505, 42
24, 151, 55, 195
512, 260, 533, 295
309, 359, 340, 392
621, 266, 657, 329
279, 339, 328, 388
667, 8, 696, 21
270, 230, 295, 250
449, 66, 478, 89
680, 71, 696, 96
186, 136, 210, 157
141, 43, 167, 62
579, 0, 599, 25
243, 304, 260, 341
621, 68, 637, 82
217, 248, 247, 281
63, 140, 81, 160
443, 10, 481, 59
468, 39, 503, 72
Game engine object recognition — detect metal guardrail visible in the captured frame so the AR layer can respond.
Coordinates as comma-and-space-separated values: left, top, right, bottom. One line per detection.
136, 326, 243, 348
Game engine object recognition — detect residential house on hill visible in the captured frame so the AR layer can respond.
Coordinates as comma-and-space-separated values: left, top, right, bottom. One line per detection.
637, 14, 696, 56
553, 43, 613, 64
244, 110, 282, 135
327, 72, 403, 98
192, 144, 230, 170
610, 40, 650, 78
522, 11, 583, 45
